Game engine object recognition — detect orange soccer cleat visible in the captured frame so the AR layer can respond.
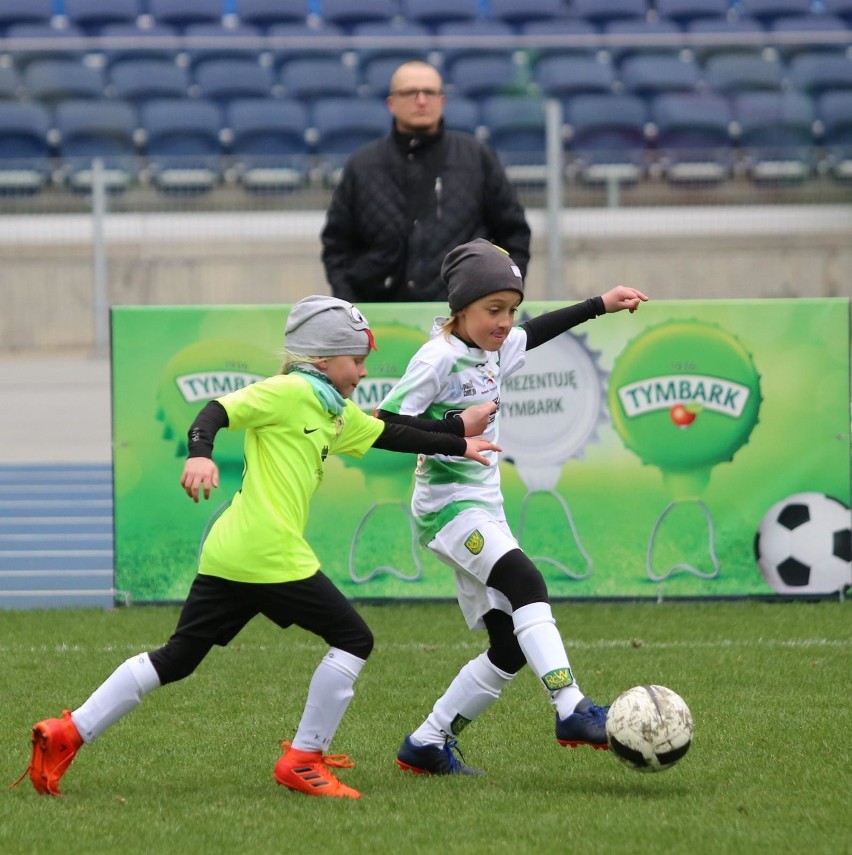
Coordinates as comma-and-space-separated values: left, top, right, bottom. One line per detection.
273, 741, 361, 800
10, 710, 84, 797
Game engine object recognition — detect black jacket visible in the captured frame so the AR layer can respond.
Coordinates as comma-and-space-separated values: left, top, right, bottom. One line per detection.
321, 122, 531, 303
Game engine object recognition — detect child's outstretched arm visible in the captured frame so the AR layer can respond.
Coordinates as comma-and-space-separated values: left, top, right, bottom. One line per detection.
371, 420, 500, 466
601, 285, 649, 314
181, 400, 229, 502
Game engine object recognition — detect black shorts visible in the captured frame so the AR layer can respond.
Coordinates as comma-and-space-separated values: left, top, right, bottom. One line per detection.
148, 571, 373, 685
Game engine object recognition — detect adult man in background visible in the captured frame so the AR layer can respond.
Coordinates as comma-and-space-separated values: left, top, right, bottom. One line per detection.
321, 60, 531, 303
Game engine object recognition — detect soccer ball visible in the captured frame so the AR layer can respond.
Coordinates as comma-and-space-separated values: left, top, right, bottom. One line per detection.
605, 685, 693, 773
754, 492, 852, 596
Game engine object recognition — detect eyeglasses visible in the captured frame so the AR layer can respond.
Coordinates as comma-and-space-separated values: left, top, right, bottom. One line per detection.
390, 88, 443, 100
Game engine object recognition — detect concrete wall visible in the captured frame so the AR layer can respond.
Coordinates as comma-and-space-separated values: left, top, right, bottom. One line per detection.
2, 206, 851, 353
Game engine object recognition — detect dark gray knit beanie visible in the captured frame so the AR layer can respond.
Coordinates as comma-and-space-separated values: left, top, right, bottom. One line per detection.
284, 295, 377, 356
442, 238, 525, 313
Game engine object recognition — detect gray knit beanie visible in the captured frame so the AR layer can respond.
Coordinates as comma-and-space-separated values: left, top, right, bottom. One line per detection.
284, 295, 377, 356
442, 238, 525, 313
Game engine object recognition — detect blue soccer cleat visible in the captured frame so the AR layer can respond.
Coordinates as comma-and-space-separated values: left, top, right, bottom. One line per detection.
396, 735, 485, 776
556, 697, 611, 750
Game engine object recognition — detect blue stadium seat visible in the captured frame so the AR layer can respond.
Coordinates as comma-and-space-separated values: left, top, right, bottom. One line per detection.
109, 58, 190, 103
619, 54, 701, 98
533, 55, 616, 101
24, 59, 105, 104
352, 20, 432, 78
703, 53, 784, 95
572, 0, 649, 28
520, 19, 600, 61
5, 22, 87, 68
825, 0, 852, 24
603, 18, 685, 63
362, 56, 408, 97
0, 0, 53, 30
488, 0, 564, 30
0, 101, 51, 193
311, 95, 389, 180
267, 22, 346, 65
565, 92, 649, 183
0, 65, 22, 100
194, 58, 275, 103
442, 96, 480, 134
400, 0, 478, 31
319, 0, 399, 32
280, 57, 359, 100
818, 89, 852, 179
141, 97, 224, 191
436, 19, 516, 69
770, 15, 850, 60
234, 0, 309, 31
64, 0, 142, 35
655, 0, 730, 26
788, 53, 852, 96
480, 94, 548, 182
147, 0, 223, 31
651, 91, 734, 183
55, 99, 139, 191
733, 90, 817, 182
686, 17, 767, 62
99, 23, 182, 66
738, 0, 814, 26
446, 54, 522, 99
227, 97, 311, 190
183, 22, 265, 67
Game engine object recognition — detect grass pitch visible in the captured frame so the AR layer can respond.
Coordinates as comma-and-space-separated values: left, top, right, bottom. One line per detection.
2, 600, 850, 855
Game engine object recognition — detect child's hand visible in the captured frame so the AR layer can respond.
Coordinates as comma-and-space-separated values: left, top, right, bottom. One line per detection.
463, 437, 502, 466
460, 401, 498, 436
602, 286, 649, 314
181, 457, 220, 502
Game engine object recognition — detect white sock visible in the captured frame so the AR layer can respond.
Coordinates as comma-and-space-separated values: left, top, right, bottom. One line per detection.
410, 652, 514, 747
512, 602, 584, 718
292, 648, 365, 753
71, 652, 161, 743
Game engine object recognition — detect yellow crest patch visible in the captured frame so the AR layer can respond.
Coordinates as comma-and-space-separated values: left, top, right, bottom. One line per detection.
464, 529, 485, 555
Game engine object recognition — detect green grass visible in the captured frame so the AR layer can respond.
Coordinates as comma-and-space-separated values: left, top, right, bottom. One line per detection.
2, 601, 850, 855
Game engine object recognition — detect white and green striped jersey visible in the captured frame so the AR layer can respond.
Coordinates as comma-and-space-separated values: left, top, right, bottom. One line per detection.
380, 319, 528, 545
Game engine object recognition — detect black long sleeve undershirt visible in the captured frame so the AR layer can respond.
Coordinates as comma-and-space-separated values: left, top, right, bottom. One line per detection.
520, 296, 605, 350
187, 400, 229, 457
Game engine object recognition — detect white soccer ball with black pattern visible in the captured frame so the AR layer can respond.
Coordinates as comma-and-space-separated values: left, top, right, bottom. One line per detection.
605, 685, 693, 773
754, 492, 852, 596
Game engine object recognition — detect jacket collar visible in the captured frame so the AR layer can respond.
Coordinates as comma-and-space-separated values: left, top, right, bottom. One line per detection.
392, 119, 445, 156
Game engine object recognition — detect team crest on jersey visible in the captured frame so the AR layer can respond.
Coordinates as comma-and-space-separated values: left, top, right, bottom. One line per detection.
464, 529, 485, 555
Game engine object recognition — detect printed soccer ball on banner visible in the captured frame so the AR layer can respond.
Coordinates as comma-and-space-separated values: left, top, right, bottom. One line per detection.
754, 492, 852, 596
605, 685, 693, 773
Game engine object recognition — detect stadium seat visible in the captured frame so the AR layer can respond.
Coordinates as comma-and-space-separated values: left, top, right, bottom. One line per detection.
619, 54, 701, 98
436, 19, 516, 69
650, 91, 734, 183
788, 53, 852, 96
319, 0, 399, 32
267, 22, 346, 66
24, 59, 106, 104
738, 0, 814, 26
352, 20, 432, 82
686, 17, 767, 62
0, 101, 51, 193
109, 58, 190, 104
733, 90, 817, 182
141, 97, 224, 191
770, 14, 850, 58
0, 65, 21, 100
194, 58, 275, 103
572, 0, 649, 28
99, 23, 182, 66
655, 0, 730, 27
234, 0, 309, 31
603, 18, 685, 63
311, 95, 389, 181
520, 19, 600, 62
442, 96, 480, 134
182, 22, 265, 67
280, 57, 359, 100
362, 56, 408, 97
147, 0, 224, 31
446, 54, 522, 99
533, 55, 616, 100
702, 53, 784, 95
400, 0, 478, 31
5, 23, 87, 68
480, 94, 548, 183
818, 89, 852, 179
55, 99, 139, 191
565, 92, 649, 184
488, 0, 564, 30
227, 97, 311, 190
63, 0, 142, 35
0, 0, 53, 30
824, 0, 852, 25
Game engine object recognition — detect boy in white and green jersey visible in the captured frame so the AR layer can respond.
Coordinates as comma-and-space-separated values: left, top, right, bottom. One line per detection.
15, 296, 499, 802
379, 239, 648, 776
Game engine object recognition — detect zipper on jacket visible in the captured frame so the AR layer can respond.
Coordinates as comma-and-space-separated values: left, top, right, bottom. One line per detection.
434, 176, 442, 220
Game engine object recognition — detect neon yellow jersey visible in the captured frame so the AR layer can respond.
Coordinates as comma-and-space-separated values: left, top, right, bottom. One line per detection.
199, 373, 384, 583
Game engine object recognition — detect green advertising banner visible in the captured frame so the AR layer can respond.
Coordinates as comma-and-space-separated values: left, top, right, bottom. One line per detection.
111, 299, 851, 604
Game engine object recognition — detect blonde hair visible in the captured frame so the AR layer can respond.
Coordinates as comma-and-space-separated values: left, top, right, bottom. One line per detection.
280, 349, 325, 375
440, 315, 460, 339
